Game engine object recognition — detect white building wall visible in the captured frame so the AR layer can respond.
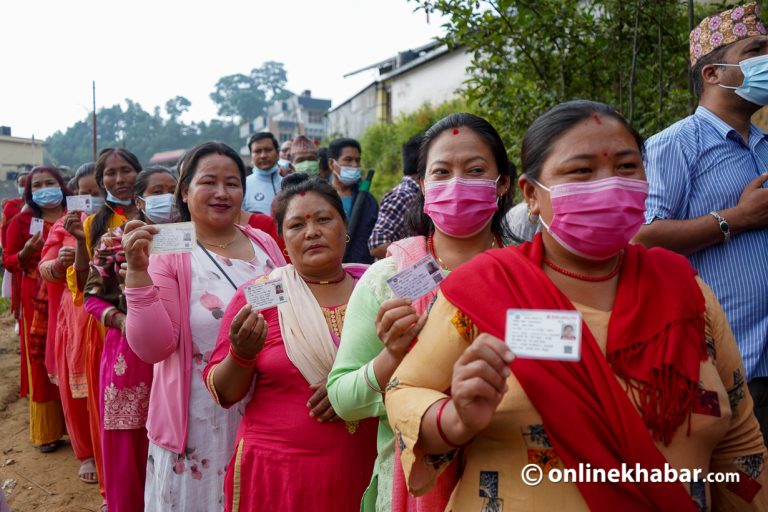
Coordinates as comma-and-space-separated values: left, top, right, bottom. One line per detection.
390, 50, 472, 117
327, 84, 378, 140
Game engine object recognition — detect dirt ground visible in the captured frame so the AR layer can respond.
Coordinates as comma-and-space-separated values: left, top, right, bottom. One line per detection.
0, 312, 102, 511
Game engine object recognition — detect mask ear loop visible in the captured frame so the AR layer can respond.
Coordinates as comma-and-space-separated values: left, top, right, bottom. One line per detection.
713, 63, 742, 90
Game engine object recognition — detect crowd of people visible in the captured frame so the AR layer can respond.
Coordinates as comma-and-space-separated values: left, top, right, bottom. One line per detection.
1, 3, 768, 511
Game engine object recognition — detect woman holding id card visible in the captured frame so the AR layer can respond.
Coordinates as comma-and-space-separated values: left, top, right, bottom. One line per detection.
385, 101, 768, 511
203, 174, 378, 511
122, 142, 284, 511
326, 113, 515, 512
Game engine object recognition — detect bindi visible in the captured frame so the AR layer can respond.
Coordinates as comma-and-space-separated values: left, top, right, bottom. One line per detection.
602, 152, 608, 157
305, 214, 311, 219
299, 192, 306, 196
453, 128, 459, 135
593, 114, 602, 125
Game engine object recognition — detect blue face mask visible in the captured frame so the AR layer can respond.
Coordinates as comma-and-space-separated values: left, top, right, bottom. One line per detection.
106, 191, 133, 206
256, 163, 279, 174
141, 193, 177, 224
335, 166, 362, 186
32, 187, 63, 208
718, 54, 768, 106
91, 196, 106, 212
17, 186, 25, 196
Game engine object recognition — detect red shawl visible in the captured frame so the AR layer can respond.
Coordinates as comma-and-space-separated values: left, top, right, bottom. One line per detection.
440, 235, 704, 511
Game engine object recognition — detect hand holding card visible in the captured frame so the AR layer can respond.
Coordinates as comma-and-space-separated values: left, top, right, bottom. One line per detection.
66, 195, 92, 213
29, 217, 44, 236
244, 279, 288, 311
387, 255, 443, 301
505, 309, 582, 362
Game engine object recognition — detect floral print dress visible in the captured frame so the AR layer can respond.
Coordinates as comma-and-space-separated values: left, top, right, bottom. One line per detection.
144, 241, 276, 512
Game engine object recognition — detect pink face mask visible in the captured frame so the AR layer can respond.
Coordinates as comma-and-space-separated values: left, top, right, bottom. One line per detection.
535, 177, 648, 260
423, 177, 499, 238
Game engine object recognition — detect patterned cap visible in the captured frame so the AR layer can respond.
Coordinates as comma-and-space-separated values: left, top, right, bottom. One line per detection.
690, 3, 768, 66
290, 135, 317, 157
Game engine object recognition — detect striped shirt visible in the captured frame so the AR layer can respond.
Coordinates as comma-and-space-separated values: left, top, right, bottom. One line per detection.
644, 106, 768, 380
367, 175, 420, 251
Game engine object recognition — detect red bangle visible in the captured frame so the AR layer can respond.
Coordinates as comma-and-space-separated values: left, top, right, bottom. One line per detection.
228, 345, 257, 369
436, 398, 462, 449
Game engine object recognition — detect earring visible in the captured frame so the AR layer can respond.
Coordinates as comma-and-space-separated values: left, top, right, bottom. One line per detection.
527, 209, 539, 225
283, 248, 289, 257
345, 233, 351, 243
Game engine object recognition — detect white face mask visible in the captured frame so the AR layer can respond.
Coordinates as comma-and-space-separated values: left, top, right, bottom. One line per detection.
717, 54, 768, 106
141, 193, 178, 224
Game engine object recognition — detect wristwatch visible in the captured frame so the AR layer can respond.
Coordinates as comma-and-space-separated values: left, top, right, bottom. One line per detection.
709, 211, 730, 243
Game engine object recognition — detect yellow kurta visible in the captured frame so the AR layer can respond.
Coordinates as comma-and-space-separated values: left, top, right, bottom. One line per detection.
386, 278, 768, 511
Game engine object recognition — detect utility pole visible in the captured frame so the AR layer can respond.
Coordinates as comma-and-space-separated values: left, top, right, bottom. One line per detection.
92, 81, 97, 161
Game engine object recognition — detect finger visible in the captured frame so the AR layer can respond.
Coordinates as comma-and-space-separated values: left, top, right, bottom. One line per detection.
252, 314, 267, 341
749, 172, 768, 188
455, 359, 509, 394
307, 385, 327, 409
122, 220, 148, 234
237, 310, 260, 339
229, 304, 253, 336
466, 335, 514, 367
310, 396, 334, 420
378, 305, 418, 335
375, 298, 412, 324
384, 314, 421, 345
454, 376, 507, 402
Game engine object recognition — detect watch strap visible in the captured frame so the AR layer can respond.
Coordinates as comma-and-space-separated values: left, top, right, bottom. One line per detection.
709, 211, 730, 243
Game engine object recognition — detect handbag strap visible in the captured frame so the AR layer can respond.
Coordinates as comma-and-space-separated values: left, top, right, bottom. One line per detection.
196, 242, 238, 291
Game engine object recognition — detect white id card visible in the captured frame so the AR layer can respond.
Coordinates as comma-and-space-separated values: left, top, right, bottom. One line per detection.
244, 279, 288, 310
29, 217, 43, 236
66, 195, 92, 213
505, 309, 582, 362
386, 254, 443, 300
149, 222, 196, 254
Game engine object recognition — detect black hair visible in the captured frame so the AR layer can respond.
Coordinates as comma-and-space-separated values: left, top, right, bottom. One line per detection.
67, 177, 78, 193
318, 147, 330, 174
406, 113, 514, 239
521, 100, 645, 182
90, 148, 142, 252
402, 135, 422, 176
273, 173, 346, 235
248, 132, 279, 153
24, 166, 72, 218
691, 43, 731, 99
175, 141, 245, 222
134, 166, 177, 223
328, 138, 362, 160
73, 162, 96, 191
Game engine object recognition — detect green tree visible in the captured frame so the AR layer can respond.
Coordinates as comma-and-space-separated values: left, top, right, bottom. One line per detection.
165, 96, 192, 120
209, 61, 292, 121
411, 0, 694, 157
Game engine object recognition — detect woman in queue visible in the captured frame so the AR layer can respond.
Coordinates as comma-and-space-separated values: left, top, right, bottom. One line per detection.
38, 162, 101, 485
385, 101, 768, 511
81, 166, 177, 511
122, 142, 285, 510
203, 173, 377, 510
326, 113, 515, 511
3, 166, 70, 452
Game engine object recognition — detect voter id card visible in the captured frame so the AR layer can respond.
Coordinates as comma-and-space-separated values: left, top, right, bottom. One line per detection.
386, 254, 443, 300
29, 217, 43, 236
149, 222, 195, 254
66, 195, 92, 213
505, 309, 582, 362
244, 278, 287, 310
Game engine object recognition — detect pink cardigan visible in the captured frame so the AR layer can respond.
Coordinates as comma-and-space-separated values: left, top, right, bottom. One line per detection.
125, 225, 286, 454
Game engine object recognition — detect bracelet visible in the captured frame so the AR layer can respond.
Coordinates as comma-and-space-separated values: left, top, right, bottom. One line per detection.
436, 398, 463, 449
228, 345, 257, 369
363, 362, 385, 395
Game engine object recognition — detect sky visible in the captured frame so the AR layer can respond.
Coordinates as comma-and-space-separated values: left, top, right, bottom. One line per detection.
0, 0, 447, 140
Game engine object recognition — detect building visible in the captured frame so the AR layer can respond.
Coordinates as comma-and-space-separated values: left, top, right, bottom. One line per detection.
328, 42, 472, 139
240, 90, 332, 155
148, 149, 186, 170
0, 127, 46, 180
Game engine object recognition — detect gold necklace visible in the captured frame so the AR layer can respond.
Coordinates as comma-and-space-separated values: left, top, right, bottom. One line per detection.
429, 233, 500, 271
198, 232, 238, 249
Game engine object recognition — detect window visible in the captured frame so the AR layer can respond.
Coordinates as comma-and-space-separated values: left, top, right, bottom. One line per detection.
308, 112, 324, 124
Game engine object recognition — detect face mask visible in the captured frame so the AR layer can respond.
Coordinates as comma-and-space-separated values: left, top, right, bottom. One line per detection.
32, 187, 63, 208
17, 187, 24, 196
335, 166, 362, 186
257, 163, 279, 174
141, 193, 177, 224
277, 159, 291, 170
534, 177, 648, 260
106, 191, 132, 206
717, 54, 768, 105
423, 177, 499, 238
294, 160, 320, 176
91, 196, 106, 212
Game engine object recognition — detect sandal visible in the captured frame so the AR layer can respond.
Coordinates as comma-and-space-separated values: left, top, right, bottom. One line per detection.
78, 457, 98, 484
99, 501, 107, 512
39, 441, 60, 453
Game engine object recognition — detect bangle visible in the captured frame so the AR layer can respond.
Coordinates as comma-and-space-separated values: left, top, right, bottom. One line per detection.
436, 398, 463, 449
363, 362, 385, 395
228, 345, 257, 369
